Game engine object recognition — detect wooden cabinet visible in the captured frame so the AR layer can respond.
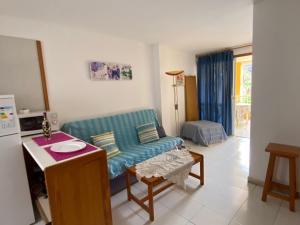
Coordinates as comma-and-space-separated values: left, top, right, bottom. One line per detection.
185, 76, 199, 121
23, 132, 112, 225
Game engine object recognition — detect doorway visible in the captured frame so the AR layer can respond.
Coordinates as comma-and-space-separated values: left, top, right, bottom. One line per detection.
233, 55, 252, 138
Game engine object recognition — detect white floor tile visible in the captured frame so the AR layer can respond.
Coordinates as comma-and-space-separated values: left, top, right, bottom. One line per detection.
231, 186, 282, 225
228, 221, 242, 225
160, 191, 205, 220
112, 204, 146, 225
145, 211, 189, 225
273, 201, 300, 225
111, 191, 127, 208
190, 206, 230, 225
185, 221, 196, 225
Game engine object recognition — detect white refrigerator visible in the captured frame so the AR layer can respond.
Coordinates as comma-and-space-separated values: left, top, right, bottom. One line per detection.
0, 95, 35, 225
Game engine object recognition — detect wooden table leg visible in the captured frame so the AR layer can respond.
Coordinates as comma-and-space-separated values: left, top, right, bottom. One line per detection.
262, 153, 276, 201
188, 153, 205, 186
148, 183, 154, 221
200, 155, 204, 185
126, 171, 132, 201
289, 158, 296, 211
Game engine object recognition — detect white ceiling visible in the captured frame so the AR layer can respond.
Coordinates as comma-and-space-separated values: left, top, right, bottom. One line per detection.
0, 0, 253, 54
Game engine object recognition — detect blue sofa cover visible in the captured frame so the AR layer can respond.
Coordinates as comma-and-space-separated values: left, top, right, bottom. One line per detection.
61, 109, 183, 179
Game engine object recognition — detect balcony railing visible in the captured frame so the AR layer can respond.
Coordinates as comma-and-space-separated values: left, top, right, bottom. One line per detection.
235, 95, 251, 104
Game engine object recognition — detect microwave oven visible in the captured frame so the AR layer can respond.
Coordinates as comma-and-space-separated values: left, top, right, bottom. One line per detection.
18, 111, 59, 137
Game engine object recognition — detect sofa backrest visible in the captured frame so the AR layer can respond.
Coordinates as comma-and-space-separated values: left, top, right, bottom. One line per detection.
61, 109, 159, 150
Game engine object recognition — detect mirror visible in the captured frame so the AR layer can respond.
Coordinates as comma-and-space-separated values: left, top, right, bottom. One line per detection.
0, 35, 49, 112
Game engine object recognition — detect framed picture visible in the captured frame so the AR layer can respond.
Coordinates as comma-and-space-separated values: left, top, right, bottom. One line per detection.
90, 61, 132, 80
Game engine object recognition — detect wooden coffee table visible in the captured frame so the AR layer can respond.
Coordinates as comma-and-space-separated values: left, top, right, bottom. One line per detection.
126, 151, 204, 221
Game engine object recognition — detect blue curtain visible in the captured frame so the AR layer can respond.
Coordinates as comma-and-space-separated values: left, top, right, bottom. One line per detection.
197, 50, 233, 135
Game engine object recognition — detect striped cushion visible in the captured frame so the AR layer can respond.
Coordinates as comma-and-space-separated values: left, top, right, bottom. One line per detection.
136, 122, 159, 144
91, 131, 121, 159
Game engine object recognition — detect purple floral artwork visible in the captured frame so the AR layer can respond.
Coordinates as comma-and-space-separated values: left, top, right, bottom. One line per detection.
90, 61, 132, 80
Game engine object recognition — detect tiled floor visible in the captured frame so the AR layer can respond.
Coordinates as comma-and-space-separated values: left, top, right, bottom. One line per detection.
235, 122, 251, 138
111, 137, 300, 225
34, 137, 300, 225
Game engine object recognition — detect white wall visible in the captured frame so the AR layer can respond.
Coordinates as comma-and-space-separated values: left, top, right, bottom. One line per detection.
0, 15, 155, 123
151, 45, 162, 120
250, 0, 300, 190
153, 44, 196, 136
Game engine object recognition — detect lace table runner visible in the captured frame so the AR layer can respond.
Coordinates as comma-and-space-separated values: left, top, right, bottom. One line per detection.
135, 149, 194, 188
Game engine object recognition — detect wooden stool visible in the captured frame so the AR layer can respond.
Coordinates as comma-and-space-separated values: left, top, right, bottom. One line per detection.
262, 143, 300, 211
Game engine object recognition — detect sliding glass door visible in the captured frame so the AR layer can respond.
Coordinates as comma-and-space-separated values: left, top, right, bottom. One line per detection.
233, 55, 252, 138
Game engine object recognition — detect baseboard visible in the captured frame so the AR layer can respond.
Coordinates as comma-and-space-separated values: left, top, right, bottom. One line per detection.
247, 176, 265, 187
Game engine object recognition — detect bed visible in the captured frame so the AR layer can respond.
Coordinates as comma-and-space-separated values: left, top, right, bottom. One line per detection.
181, 120, 227, 146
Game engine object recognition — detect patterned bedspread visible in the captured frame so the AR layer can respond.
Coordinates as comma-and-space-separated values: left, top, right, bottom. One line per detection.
181, 120, 227, 146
